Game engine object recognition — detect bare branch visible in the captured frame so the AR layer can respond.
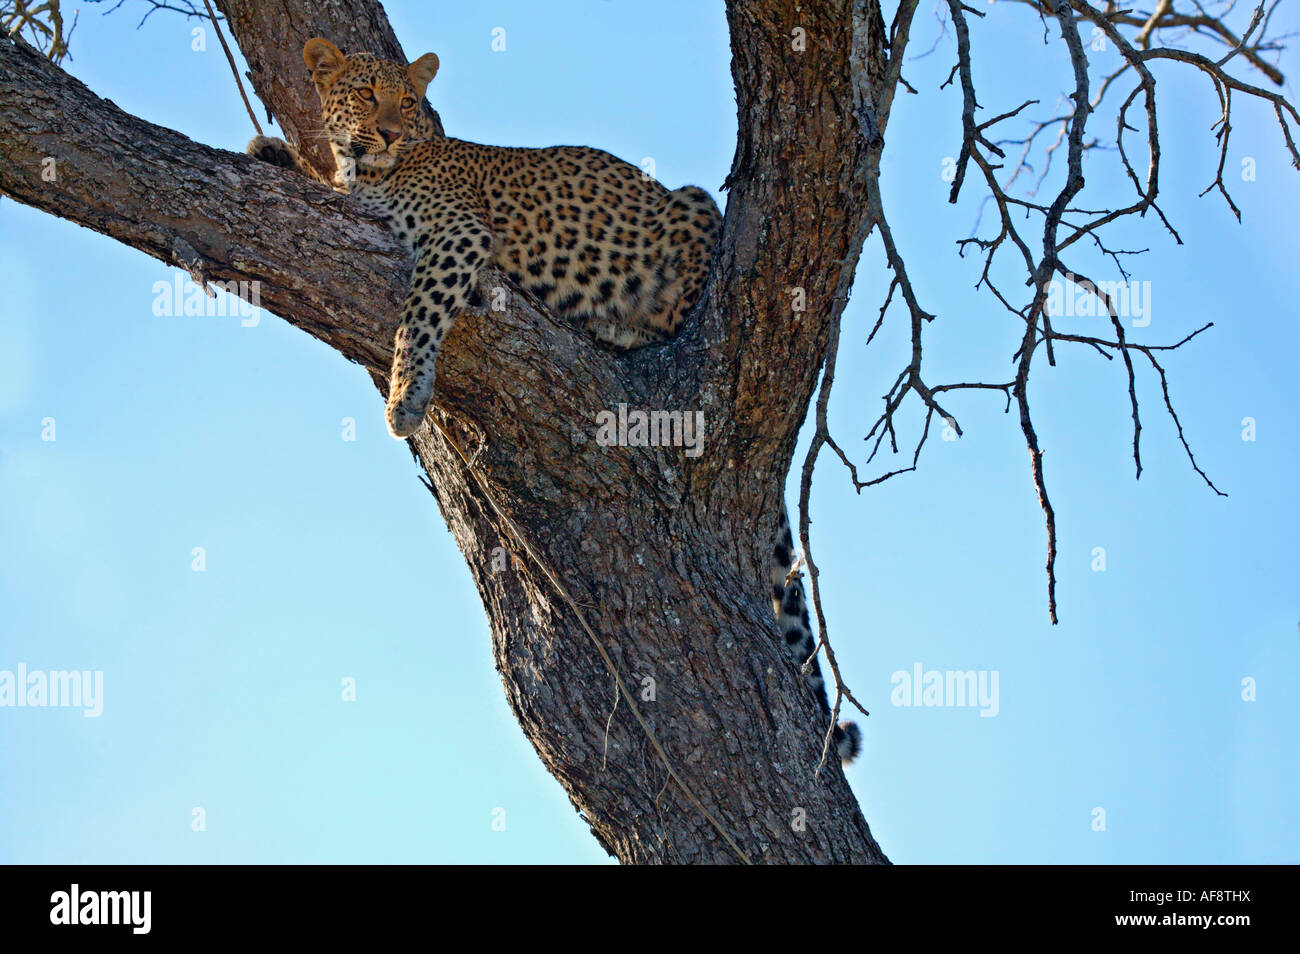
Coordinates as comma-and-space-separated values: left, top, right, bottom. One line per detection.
2, 0, 77, 62
842, 0, 1290, 619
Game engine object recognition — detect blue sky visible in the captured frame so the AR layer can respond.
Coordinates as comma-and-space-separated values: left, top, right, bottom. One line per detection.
1, 1, 1296, 863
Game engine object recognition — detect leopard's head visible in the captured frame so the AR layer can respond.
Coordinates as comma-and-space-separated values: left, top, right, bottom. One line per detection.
303, 38, 440, 174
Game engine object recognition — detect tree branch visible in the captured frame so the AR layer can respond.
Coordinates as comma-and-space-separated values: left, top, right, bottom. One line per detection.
0, 30, 406, 372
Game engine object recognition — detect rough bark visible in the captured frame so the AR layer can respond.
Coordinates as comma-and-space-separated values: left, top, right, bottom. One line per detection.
0, 0, 890, 864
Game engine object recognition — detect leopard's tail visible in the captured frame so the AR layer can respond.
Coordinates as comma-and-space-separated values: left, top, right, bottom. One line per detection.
771, 506, 862, 765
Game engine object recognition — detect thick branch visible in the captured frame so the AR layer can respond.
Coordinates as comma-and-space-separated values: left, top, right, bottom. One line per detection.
677, 0, 887, 504
0, 32, 409, 370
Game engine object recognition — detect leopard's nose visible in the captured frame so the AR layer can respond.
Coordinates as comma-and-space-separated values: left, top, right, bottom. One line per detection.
379, 128, 401, 147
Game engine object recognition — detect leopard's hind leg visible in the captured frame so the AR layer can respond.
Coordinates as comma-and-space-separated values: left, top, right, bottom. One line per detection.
641, 185, 722, 339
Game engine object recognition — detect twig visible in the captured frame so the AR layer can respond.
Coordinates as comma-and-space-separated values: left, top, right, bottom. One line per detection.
201, 0, 262, 136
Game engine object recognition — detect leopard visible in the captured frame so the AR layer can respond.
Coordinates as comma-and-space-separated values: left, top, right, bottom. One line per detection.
248, 38, 719, 438
247, 38, 860, 765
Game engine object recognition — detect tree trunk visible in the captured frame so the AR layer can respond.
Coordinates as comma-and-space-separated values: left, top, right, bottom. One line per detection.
0, 0, 892, 864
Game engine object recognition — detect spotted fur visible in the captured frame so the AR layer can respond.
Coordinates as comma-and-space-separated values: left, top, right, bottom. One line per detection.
249, 39, 719, 437
248, 39, 858, 767
772, 508, 862, 764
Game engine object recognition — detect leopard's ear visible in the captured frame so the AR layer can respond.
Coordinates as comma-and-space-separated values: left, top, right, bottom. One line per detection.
303, 38, 347, 92
406, 53, 440, 99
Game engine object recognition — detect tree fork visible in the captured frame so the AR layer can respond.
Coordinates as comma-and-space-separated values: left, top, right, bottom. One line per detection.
1, 0, 892, 863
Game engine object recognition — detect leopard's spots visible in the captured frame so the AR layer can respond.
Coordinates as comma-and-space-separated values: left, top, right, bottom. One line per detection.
771, 508, 862, 765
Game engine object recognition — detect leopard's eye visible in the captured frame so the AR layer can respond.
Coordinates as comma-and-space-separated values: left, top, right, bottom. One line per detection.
357, 88, 375, 102
401, 97, 416, 110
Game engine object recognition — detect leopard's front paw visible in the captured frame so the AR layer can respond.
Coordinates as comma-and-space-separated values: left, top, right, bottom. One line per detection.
385, 362, 436, 439
333, 156, 357, 194
385, 385, 432, 439
246, 135, 299, 170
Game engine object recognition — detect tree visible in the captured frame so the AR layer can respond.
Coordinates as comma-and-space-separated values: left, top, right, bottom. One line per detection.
1, 0, 1293, 864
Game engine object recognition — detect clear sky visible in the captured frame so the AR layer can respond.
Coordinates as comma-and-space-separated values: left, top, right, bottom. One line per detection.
1, 1, 1296, 864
